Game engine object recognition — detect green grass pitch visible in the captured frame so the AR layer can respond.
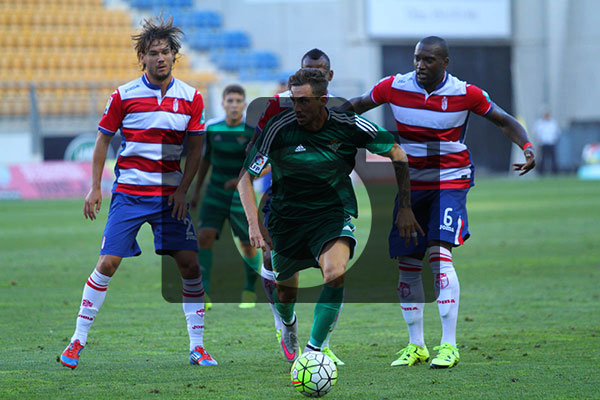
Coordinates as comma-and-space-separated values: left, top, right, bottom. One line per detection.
0, 176, 599, 399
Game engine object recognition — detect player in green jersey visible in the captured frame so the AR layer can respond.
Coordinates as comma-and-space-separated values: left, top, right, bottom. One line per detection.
191, 84, 261, 309
238, 69, 423, 362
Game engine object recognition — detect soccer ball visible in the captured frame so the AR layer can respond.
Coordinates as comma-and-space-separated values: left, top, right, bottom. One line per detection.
290, 351, 338, 398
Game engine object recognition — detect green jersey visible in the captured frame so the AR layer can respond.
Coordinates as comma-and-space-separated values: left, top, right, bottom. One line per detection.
244, 109, 394, 220
203, 118, 253, 211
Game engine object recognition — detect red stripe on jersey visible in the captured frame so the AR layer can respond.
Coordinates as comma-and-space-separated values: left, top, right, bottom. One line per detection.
371, 76, 395, 104
86, 279, 107, 291
410, 179, 471, 190
388, 89, 469, 112
466, 84, 493, 115
115, 184, 177, 196
407, 150, 471, 170
257, 95, 287, 132
122, 128, 186, 145
117, 156, 181, 173
396, 123, 462, 142
122, 96, 194, 115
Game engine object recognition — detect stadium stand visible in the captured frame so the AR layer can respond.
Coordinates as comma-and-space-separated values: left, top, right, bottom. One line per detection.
1, 0, 285, 117
0, 0, 217, 116
123, 0, 281, 76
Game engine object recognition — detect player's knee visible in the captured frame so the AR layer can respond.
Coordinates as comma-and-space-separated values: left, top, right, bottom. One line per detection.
240, 242, 256, 258
322, 266, 345, 287
176, 258, 201, 279
96, 256, 121, 276
197, 229, 216, 248
277, 287, 296, 304
184, 263, 201, 278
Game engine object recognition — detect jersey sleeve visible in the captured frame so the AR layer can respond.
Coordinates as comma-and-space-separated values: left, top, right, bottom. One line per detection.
370, 75, 395, 105
187, 90, 206, 135
98, 89, 124, 136
353, 114, 394, 155
256, 95, 284, 135
466, 84, 494, 116
243, 132, 270, 177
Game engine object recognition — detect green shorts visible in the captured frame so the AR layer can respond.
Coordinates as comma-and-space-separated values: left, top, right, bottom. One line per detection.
197, 200, 250, 242
269, 213, 356, 282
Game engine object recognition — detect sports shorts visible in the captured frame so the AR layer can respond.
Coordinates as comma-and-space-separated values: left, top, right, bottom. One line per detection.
269, 213, 356, 282
197, 196, 250, 242
100, 192, 198, 257
389, 188, 470, 258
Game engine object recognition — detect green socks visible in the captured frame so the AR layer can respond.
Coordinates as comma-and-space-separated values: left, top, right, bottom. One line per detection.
242, 252, 261, 292
309, 285, 344, 348
274, 293, 296, 324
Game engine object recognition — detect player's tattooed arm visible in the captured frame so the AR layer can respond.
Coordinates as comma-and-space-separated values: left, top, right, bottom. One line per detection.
382, 144, 411, 207
392, 159, 411, 208
382, 143, 424, 245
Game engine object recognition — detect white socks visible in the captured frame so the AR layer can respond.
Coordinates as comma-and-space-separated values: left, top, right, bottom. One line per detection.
182, 276, 206, 351
261, 264, 283, 332
71, 269, 112, 346
429, 246, 460, 346
397, 247, 460, 347
397, 257, 425, 347
71, 269, 208, 352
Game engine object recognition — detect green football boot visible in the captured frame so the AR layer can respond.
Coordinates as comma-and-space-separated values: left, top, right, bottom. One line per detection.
238, 290, 256, 309
391, 343, 430, 366
322, 346, 345, 366
430, 342, 460, 369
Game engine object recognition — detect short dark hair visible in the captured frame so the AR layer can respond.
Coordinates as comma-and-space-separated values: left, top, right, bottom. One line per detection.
301, 48, 330, 69
222, 84, 245, 99
288, 68, 328, 97
418, 36, 449, 58
132, 16, 183, 71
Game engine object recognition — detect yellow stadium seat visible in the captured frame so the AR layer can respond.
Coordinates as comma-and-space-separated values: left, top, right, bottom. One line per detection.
0, 0, 215, 118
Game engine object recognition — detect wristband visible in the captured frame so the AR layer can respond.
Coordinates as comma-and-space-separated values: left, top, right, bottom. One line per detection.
522, 142, 533, 151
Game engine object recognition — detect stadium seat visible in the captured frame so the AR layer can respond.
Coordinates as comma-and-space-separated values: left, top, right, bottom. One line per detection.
223, 31, 251, 49
0, 0, 221, 117
252, 51, 280, 69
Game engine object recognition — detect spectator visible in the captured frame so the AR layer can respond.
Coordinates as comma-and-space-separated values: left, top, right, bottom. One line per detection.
533, 110, 560, 174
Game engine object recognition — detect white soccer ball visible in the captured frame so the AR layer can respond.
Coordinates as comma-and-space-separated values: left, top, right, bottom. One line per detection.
290, 351, 338, 398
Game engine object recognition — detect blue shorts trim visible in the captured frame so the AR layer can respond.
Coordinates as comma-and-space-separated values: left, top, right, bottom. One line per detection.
389, 188, 470, 258
100, 192, 198, 257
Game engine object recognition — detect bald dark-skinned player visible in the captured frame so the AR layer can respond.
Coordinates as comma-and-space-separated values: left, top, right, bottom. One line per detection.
344, 36, 535, 368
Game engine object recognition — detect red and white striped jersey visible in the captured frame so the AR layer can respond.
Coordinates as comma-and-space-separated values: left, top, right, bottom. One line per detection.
370, 71, 493, 190
256, 90, 292, 135
98, 74, 206, 196
256, 90, 337, 134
